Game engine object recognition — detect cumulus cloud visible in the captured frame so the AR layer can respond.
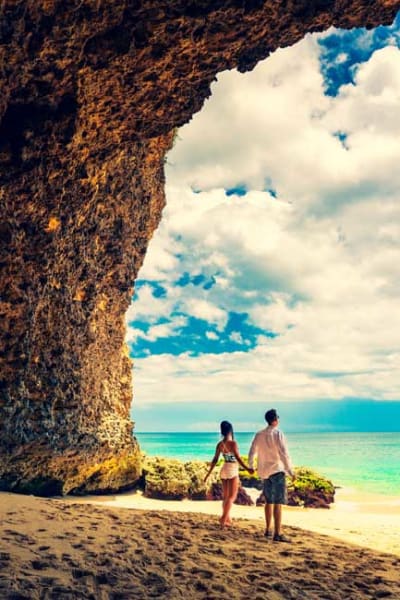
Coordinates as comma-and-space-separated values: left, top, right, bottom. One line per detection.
127, 29, 400, 411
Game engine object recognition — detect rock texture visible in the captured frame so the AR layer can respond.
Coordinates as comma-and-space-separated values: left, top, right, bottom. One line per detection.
209, 482, 254, 506
1, 1, 399, 495
142, 456, 216, 500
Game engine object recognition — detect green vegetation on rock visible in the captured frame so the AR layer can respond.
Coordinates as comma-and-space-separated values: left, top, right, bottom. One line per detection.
142, 456, 218, 500
287, 467, 335, 508
142, 456, 190, 499
184, 460, 212, 500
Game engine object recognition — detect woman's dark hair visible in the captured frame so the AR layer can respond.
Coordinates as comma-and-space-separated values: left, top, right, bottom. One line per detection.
220, 420, 234, 439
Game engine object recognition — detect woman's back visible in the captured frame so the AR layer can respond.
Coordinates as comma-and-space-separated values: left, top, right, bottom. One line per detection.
220, 440, 237, 463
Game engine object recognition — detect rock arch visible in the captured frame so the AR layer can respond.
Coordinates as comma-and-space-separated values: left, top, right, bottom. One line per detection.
0, 0, 398, 495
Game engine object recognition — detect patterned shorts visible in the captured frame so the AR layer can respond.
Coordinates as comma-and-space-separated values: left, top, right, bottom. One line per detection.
263, 471, 287, 504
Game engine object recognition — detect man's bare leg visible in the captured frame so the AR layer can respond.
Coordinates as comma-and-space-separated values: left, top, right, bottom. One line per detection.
273, 503, 282, 536
264, 502, 273, 535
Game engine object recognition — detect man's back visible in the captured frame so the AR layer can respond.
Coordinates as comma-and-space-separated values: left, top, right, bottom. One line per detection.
249, 425, 293, 480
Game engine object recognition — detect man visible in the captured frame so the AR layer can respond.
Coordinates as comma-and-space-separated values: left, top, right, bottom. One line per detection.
248, 409, 295, 542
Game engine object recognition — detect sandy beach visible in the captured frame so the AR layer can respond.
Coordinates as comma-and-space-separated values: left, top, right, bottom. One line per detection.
69, 487, 400, 558
1, 489, 400, 599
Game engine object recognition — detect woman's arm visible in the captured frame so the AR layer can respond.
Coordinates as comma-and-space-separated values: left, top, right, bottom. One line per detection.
204, 443, 222, 482
232, 442, 254, 473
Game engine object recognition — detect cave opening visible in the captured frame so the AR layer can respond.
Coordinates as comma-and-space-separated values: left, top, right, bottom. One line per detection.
126, 17, 400, 436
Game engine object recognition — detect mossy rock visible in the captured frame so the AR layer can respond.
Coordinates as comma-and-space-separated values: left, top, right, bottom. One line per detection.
287, 467, 335, 508
142, 456, 191, 500
184, 460, 211, 500
142, 456, 218, 500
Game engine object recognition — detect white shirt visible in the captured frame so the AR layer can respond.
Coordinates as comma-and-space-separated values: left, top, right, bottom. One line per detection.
248, 426, 294, 479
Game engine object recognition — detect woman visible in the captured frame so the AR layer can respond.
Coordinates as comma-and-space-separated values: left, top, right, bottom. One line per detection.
204, 421, 253, 528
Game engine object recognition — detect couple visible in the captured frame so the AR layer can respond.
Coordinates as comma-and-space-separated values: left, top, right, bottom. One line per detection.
204, 409, 295, 541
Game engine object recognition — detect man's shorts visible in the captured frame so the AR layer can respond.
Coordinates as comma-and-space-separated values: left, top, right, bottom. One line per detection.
263, 471, 287, 504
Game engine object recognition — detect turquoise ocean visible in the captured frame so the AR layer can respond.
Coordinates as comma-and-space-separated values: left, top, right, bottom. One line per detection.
135, 431, 400, 496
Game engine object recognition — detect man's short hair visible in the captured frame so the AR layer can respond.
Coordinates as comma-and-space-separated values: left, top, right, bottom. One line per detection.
265, 409, 278, 425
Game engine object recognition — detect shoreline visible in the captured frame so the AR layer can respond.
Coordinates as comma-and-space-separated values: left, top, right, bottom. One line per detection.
63, 486, 400, 557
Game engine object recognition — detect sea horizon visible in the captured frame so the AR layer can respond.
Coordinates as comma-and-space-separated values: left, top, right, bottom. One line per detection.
135, 429, 400, 433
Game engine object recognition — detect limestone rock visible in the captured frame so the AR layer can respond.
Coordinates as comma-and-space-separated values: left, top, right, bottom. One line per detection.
142, 456, 216, 500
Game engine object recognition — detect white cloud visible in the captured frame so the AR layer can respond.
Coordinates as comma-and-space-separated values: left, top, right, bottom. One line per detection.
125, 284, 173, 325
206, 331, 219, 340
183, 298, 227, 330
127, 32, 400, 408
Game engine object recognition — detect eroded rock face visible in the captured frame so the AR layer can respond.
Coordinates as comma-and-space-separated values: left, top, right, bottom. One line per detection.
1, 1, 399, 495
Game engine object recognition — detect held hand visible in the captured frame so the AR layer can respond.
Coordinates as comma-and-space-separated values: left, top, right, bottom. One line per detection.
291, 474, 296, 482
248, 468, 254, 475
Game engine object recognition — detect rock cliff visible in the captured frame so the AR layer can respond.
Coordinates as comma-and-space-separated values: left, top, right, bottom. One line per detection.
1, 1, 399, 495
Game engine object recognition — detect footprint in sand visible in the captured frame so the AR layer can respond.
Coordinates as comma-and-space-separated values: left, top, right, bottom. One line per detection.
44, 553, 58, 561
39, 576, 57, 585
355, 581, 370, 591
61, 553, 73, 562
172, 533, 189, 542
3, 530, 36, 546
109, 514, 122, 523
212, 584, 228, 593
5, 592, 32, 600
190, 567, 213, 578
31, 559, 50, 571
166, 551, 181, 561
97, 557, 112, 567
95, 571, 118, 585
72, 567, 92, 579
246, 573, 260, 583
0, 552, 11, 561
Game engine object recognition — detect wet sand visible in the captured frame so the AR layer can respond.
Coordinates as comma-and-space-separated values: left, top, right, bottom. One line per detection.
1, 490, 400, 599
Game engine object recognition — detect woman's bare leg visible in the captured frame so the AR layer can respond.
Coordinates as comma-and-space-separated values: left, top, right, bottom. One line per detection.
221, 477, 239, 526
220, 479, 229, 526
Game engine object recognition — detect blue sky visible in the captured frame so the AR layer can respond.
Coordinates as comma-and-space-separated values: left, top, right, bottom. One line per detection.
126, 15, 400, 432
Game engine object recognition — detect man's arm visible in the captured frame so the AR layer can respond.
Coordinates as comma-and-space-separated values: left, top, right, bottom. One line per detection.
232, 442, 254, 473
277, 431, 294, 477
248, 434, 258, 470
